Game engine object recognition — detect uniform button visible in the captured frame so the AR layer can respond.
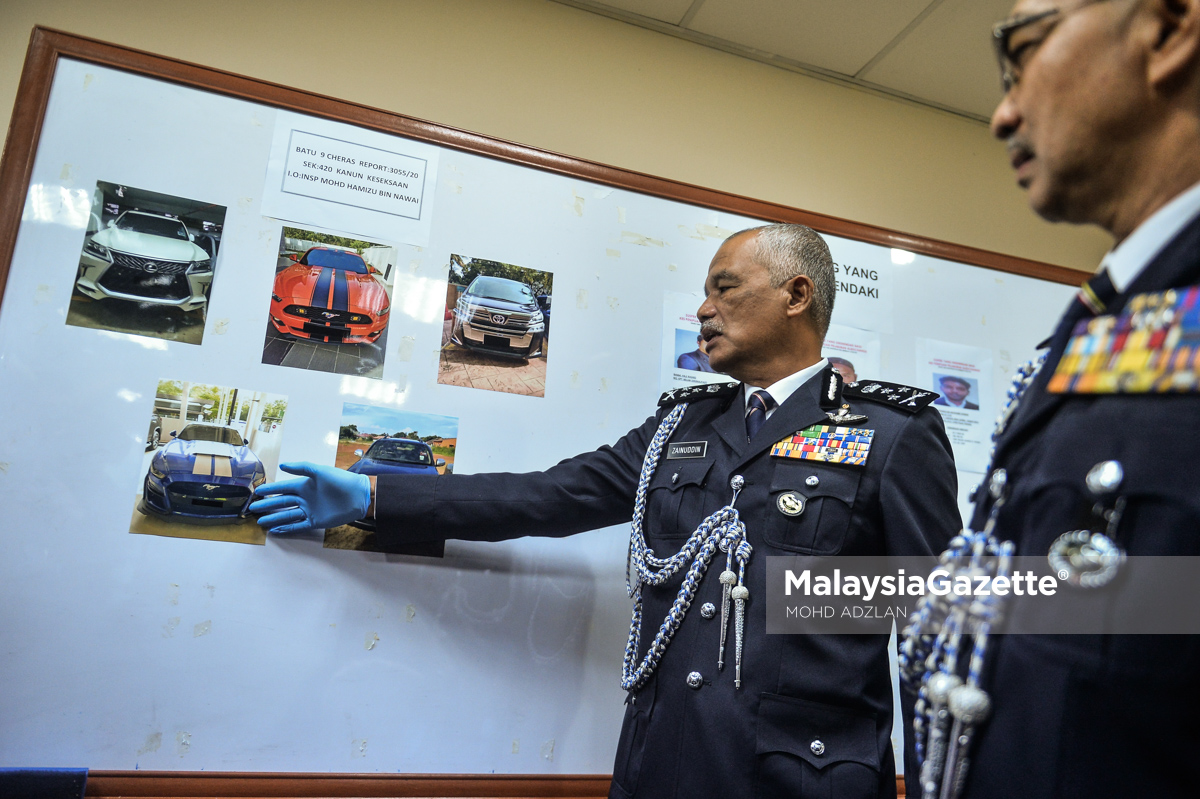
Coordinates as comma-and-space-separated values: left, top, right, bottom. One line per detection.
672, 472, 679, 484
810, 739, 825, 756
699, 602, 716, 619
686, 671, 703, 689
730, 475, 745, 491
1085, 460, 1124, 495
805, 475, 819, 487
988, 468, 1007, 499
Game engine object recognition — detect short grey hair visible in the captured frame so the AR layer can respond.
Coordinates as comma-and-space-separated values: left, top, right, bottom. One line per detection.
727, 223, 836, 337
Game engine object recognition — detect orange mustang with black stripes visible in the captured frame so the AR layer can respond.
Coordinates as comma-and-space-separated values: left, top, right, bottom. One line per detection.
269, 247, 390, 344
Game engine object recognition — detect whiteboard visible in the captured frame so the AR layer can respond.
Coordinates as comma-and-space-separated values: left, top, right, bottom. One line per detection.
0, 56, 1076, 773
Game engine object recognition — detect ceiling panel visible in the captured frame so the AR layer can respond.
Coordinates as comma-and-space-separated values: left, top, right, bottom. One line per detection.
857, 0, 1013, 119
590, 0, 697, 24
686, 0, 936, 77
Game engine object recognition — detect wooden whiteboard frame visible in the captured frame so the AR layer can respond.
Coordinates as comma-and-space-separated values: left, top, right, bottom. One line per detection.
0, 25, 1072, 799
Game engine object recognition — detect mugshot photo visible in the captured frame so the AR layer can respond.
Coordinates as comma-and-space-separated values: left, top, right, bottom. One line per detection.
673, 328, 715, 373
931, 373, 979, 410
827, 356, 858, 383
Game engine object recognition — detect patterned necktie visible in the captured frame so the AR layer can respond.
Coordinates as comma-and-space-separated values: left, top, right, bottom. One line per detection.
745, 390, 776, 442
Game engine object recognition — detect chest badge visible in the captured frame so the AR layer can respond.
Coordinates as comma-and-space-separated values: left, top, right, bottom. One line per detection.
776, 491, 806, 517
826, 403, 868, 424
771, 424, 874, 466
1048, 284, 1200, 394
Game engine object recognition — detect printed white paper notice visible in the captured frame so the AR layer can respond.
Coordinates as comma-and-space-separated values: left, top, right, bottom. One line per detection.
283, 130, 426, 219
661, 291, 731, 393
262, 111, 439, 246
826, 236, 895, 334
915, 337, 995, 472
822, 323, 882, 384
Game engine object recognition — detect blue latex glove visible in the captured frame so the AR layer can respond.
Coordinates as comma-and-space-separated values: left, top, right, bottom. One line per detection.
249, 462, 371, 534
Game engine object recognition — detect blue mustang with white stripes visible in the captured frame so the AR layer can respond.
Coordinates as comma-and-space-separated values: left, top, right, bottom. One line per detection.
139, 423, 267, 523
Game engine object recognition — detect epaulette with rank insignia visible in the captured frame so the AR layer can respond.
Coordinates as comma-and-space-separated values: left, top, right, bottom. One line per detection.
843, 380, 938, 413
658, 381, 741, 407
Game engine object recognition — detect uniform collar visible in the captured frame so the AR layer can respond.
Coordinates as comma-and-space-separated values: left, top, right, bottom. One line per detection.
1101, 180, 1200, 292
743, 358, 829, 413
714, 361, 833, 467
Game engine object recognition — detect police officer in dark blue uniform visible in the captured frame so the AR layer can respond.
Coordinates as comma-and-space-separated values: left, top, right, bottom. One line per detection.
252, 224, 960, 798
902, 2, 1200, 798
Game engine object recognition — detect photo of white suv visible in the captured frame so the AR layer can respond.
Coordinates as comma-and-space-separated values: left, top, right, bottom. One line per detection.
76, 210, 213, 317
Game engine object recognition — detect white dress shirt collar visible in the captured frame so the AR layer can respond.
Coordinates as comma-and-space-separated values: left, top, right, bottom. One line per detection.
743, 358, 829, 420
1101, 180, 1200, 292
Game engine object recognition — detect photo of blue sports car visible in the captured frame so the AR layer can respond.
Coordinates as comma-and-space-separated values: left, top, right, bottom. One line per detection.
139, 423, 267, 523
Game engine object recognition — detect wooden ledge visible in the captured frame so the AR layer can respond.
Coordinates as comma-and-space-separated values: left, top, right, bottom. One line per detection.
84, 771, 613, 798
83, 771, 906, 797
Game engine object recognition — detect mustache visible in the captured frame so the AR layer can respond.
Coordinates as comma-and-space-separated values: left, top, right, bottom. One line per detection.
700, 320, 724, 340
1005, 135, 1033, 162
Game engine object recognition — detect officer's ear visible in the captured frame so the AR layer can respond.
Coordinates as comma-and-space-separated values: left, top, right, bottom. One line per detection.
1144, 0, 1200, 91
782, 274, 815, 320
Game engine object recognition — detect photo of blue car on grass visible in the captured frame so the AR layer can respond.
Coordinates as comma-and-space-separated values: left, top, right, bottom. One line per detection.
323, 402, 457, 554
345, 438, 445, 477
139, 423, 266, 523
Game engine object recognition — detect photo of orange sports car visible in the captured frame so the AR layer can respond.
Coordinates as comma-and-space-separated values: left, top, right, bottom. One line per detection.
269, 247, 390, 344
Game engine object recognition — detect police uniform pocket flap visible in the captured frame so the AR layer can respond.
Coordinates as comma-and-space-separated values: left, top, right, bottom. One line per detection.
1118, 466, 1200, 515
649, 459, 714, 493
770, 464, 860, 504
1034, 451, 1200, 514
755, 693, 879, 771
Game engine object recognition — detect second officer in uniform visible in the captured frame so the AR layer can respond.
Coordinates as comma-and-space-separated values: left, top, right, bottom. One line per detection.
902, 2, 1200, 798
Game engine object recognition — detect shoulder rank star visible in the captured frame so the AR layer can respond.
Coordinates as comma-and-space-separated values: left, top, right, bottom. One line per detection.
842, 380, 939, 413
827, 403, 868, 424
658, 381, 740, 407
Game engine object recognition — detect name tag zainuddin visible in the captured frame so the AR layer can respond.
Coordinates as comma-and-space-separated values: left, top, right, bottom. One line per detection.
666, 441, 708, 459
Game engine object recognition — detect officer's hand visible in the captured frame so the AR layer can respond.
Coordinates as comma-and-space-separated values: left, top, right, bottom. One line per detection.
249, 462, 371, 534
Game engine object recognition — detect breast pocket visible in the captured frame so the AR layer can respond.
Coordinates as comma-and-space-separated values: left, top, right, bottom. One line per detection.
645, 459, 714, 540
763, 462, 861, 554
1017, 445, 1200, 557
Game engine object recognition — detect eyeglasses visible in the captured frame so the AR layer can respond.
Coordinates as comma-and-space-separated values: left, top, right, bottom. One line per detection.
991, 0, 1109, 93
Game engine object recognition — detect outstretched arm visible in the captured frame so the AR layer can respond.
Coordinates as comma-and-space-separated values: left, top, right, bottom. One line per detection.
372, 413, 660, 543
250, 412, 661, 540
